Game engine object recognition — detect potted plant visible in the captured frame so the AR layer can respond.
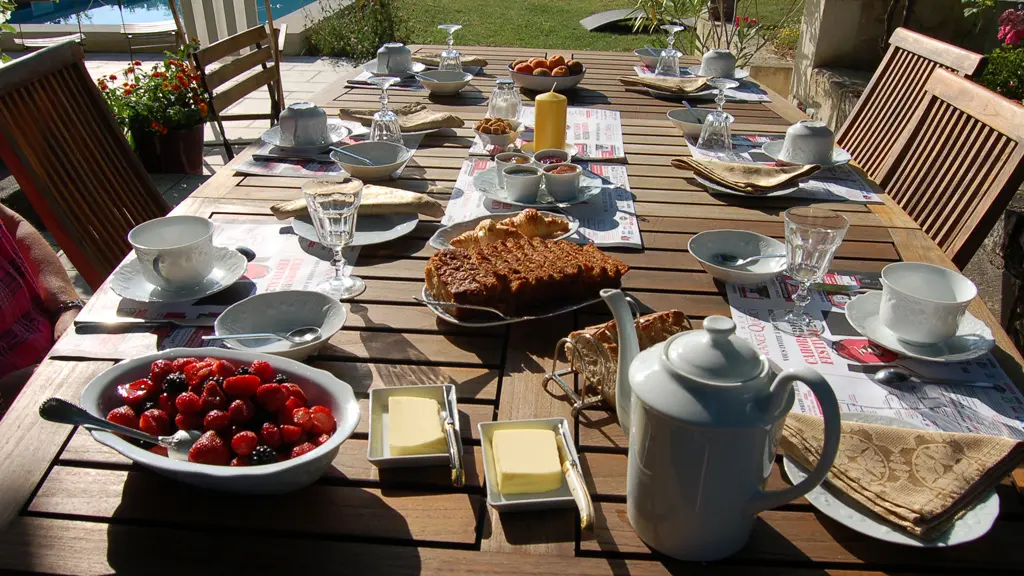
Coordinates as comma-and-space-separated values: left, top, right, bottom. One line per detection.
98, 41, 210, 174
979, 6, 1023, 104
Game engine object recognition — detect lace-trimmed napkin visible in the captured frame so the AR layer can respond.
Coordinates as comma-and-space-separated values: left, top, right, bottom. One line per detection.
671, 158, 820, 194
337, 103, 464, 132
782, 412, 1024, 539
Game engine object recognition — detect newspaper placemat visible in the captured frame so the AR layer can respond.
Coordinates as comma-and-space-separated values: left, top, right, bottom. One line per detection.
684, 135, 883, 203
633, 65, 770, 102
468, 107, 626, 162
49, 324, 224, 360
442, 157, 641, 249
725, 273, 1024, 439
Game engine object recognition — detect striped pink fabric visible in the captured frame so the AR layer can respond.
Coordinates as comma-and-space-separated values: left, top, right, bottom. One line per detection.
0, 224, 53, 375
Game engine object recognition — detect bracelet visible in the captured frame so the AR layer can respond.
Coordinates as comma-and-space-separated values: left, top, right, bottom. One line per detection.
57, 299, 85, 314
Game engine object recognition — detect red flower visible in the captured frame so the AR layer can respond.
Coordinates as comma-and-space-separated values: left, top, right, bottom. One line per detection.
108, 74, 117, 81
735, 16, 740, 25
176, 72, 187, 84
150, 120, 168, 135
743, 16, 750, 24
122, 82, 129, 87
171, 83, 181, 92
133, 60, 142, 66
199, 102, 208, 117
752, 18, 758, 25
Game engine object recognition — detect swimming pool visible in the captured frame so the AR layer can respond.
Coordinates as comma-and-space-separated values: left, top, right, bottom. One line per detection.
7, 0, 317, 26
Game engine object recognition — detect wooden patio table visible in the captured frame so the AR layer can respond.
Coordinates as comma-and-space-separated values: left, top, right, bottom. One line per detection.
0, 46, 1022, 575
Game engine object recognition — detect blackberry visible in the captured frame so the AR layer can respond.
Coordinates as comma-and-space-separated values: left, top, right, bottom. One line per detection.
250, 445, 277, 465
208, 376, 224, 386
163, 372, 187, 395
235, 366, 253, 376
273, 374, 290, 384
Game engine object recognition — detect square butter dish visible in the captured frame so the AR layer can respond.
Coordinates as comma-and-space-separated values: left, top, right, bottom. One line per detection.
478, 417, 579, 511
367, 384, 459, 469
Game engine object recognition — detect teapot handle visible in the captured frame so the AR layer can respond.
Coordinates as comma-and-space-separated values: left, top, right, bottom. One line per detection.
743, 366, 841, 515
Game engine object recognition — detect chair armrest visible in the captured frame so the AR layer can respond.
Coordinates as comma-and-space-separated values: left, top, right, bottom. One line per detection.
277, 23, 288, 53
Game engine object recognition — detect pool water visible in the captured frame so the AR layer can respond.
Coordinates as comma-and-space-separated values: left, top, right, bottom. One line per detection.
7, 0, 316, 26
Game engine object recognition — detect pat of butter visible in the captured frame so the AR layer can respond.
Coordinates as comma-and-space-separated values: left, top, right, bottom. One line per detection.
388, 396, 447, 456
492, 428, 563, 495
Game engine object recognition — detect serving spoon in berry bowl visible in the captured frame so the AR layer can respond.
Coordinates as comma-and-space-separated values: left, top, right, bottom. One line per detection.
39, 397, 201, 461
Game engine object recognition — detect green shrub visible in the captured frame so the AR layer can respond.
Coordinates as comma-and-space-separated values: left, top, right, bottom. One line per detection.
978, 46, 1024, 103
1, 0, 15, 63
307, 0, 406, 61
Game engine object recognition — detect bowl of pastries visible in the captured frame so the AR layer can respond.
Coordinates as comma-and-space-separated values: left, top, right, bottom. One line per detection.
474, 117, 523, 148
429, 209, 579, 250
508, 55, 586, 92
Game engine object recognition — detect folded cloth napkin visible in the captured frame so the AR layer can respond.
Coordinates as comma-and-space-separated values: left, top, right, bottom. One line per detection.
782, 413, 1024, 540
337, 103, 464, 132
618, 76, 709, 94
671, 158, 820, 195
270, 183, 447, 220
412, 53, 488, 68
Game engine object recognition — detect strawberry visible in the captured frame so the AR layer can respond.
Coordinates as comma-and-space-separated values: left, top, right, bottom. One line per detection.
311, 411, 336, 435
231, 431, 259, 456
172, 357, 199, 372
149, 445, 169, 457
228, 399, 253, 424
106, 406, 138, 429
117, 379, 155, 406
188, 431, 230, 465
204, 410, 230, 432
256, 383, 288, 412
139, 409, 171, 436
280, 424, 302, 444
259, 422, 282, 448
310, 405, 333, 417
175, 391, 202, 414
149, 360, 174, 386
282, 383, 307, 405
175, 412, 203, 431
184, 360, 214, 387
230, 456, 251, 466
290, 442, 316, 459
157, 392, 177, 418
312, 433, 331, 447
250, 360, 275, 383
292, 407, 313, 432
283, 396, 304, 417
223, 375, 261, 398
211, 360, 236, 379
200, 381, 227, 412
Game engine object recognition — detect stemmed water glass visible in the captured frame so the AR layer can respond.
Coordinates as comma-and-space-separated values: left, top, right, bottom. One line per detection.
696, 78, 739, 151
438, 24, 463, 72
367, 76, 403, 145
769, 207, 850, 337
654, 24, 686, 77
303, 179, 366, 300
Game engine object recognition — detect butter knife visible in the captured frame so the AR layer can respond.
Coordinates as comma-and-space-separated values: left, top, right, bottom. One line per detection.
440, 387, 465, 488
557, 422, 593, 532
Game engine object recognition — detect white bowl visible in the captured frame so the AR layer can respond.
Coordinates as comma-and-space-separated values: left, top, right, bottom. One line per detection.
507, 64, 586, 92
532, 148, 571, 167
542, 163, 582, 202
417, 70, 473, 95
214, 290, 347, 360
634, 47, 664, 68
667, 108, 734, 139
79, 347, 361, 494
688, 230, 786, 285
331, 141, 413, 181
502, 165, 542, 203
475, 119, 523, 149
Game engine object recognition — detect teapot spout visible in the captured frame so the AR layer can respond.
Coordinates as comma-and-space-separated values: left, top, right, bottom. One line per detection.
600, 289, 638, 432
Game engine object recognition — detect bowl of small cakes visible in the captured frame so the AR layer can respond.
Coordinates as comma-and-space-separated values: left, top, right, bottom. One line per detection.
507, 54, 586, 92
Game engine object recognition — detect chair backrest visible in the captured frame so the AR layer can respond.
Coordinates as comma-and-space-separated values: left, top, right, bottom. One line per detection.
878, 68, 1024, 268
0, 42, 170, 289
836, 27, 985, 182
193, 23, 284, 124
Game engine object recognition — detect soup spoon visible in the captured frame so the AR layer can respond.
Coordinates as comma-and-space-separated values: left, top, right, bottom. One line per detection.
38, 398, 201, 461
713, 253, 785, 267
329, 146, 373, 165
202, 326, 323, 344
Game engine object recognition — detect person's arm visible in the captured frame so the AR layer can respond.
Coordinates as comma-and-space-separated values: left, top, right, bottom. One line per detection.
0, 204, 80, 338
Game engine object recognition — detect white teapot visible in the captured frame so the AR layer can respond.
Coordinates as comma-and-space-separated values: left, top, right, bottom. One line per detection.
600, 289, 841, 561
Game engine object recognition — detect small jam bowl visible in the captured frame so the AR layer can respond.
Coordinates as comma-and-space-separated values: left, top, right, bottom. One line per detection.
495, 152, 532, 188
417, 70, 473, 96
542, 163, 582, 202
502, 165, 543, 203
533, 148, 571, 168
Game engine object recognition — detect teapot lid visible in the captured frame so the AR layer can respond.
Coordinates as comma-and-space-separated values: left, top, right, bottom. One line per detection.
664, 316, 764, 384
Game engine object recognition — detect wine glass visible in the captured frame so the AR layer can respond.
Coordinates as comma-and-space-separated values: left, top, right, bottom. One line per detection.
486, 78, 522, 120
769, 207, 850, 338
303, 179, 366, 300
696, 77, 739, 151
438, 24, 463, 72
654, 24, 686, 77
367, 76, 403, 145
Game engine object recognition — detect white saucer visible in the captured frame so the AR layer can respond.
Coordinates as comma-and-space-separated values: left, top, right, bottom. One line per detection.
760, 140, 853, 168
648, 88, 730, 101
519, 141, 577, 156
784, 413, 999, 547
845, 291, 995, 362
261, 119, 351, 155
110, 247, 248, 303
693, 174, 799, 197
686, 65, 750, 80
361, 61, 427, 79
472, 167, 606, 208
291, 213, 419, 247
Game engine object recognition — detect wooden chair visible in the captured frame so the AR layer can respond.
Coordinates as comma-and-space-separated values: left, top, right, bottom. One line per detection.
193, 2, 286, 160
836, 27, 985, 183
120, 0, 187, 61
0, 41, 170, 290
878, 68, 1024, 269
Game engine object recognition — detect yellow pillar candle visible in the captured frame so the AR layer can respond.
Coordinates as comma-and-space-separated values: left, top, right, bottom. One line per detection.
534, 88, 567, 152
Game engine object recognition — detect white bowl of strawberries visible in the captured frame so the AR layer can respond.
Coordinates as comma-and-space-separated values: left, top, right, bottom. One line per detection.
80, 348, 360, 494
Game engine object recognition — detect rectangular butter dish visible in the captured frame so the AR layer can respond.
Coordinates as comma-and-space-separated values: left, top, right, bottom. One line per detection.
367, 384, 458, 469
478, 417, 578, 511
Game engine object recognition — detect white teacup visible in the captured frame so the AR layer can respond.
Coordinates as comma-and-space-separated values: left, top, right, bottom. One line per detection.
699, 49, 736, 78
878, 262, 978, 345
495, 152, 532, 188
128, 216, 216, 291
376, 43, 412, 75
502, 165, 542, 203
779, 120, 835, 165
542, 163, 581, 202
278, 102, 329, 148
